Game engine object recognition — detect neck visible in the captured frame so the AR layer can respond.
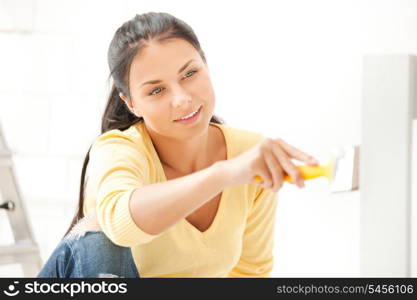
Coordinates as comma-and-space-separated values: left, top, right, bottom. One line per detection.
146, 125, 214, 175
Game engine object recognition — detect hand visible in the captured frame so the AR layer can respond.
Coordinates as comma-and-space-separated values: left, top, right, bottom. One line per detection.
222, 137, 319, 192
69, 211, 102, 235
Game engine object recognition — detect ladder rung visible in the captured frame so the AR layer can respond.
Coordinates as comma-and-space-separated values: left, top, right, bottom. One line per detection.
0, 150, 13, 167
0, 159, 12, 167
0, 245, 41, 265
0, 150, 11, 157
0, 244, 40, 256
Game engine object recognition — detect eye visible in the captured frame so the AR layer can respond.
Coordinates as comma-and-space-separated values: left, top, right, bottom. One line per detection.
149, 87, 164, 96
183, 70, 198, 79
147, 70, 198, 96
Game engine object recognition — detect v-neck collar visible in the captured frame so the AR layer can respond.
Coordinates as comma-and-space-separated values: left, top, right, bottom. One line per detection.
137, 121, 231, 239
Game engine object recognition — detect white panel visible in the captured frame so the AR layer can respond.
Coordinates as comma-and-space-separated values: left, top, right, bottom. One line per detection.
360, 55, 415, 277
412, 120, 417, 277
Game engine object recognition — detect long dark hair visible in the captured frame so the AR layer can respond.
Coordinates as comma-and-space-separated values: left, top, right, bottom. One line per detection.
63, 12, 224, 238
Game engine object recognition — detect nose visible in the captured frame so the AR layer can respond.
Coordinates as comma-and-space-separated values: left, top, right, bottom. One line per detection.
171, 84, 192, 108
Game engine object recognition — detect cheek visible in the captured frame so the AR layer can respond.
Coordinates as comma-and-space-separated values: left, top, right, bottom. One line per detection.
136, 100, 167, 124
146, 103, 171, 122
197, 73, 214, 93
193, 75, 216, 105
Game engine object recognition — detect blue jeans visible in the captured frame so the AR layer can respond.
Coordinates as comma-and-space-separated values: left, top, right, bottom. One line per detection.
37, 231, 140, 278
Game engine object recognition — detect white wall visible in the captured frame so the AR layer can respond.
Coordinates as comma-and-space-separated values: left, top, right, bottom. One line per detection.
0, 0, 415, 277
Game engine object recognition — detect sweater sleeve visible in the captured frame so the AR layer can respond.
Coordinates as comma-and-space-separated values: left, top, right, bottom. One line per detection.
88, 132, 162, 247
227, 186, 278, 277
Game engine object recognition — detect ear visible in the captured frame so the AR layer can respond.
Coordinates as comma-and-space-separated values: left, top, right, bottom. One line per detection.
119, 92, 141, 117
119, 92, 130, 108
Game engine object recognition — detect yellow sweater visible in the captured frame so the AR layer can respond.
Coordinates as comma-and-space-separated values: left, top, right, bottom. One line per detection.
83, 121, 278, 278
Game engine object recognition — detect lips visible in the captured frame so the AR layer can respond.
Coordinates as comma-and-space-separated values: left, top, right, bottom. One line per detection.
174, 105, 202, 121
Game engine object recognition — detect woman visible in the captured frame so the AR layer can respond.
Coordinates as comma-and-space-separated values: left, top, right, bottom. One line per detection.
37, 12, 318, 278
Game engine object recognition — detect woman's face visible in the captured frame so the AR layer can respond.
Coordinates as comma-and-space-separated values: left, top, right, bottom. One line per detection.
120, 38, 216, 140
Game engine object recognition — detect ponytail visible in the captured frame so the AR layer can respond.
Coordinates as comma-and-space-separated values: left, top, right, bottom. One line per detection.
62, 84, 141, 238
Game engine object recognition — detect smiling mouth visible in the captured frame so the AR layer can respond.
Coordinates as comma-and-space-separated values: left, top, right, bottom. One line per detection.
174, 105, 202, 122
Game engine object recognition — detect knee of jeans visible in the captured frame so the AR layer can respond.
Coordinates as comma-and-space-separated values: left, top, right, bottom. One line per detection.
64, 213, 102, 241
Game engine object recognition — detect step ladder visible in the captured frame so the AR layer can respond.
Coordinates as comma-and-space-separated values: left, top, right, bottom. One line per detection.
0, 121, 42, 277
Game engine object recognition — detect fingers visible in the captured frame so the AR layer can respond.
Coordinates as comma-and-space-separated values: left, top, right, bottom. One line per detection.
256, 137, 317, 190
264, 150, 284, 192
276, 138, 319, 165
269, 139, 305, 188
251, 158, 273, 190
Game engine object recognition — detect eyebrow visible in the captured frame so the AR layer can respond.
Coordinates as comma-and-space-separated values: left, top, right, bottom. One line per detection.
140, 59, 196, 88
